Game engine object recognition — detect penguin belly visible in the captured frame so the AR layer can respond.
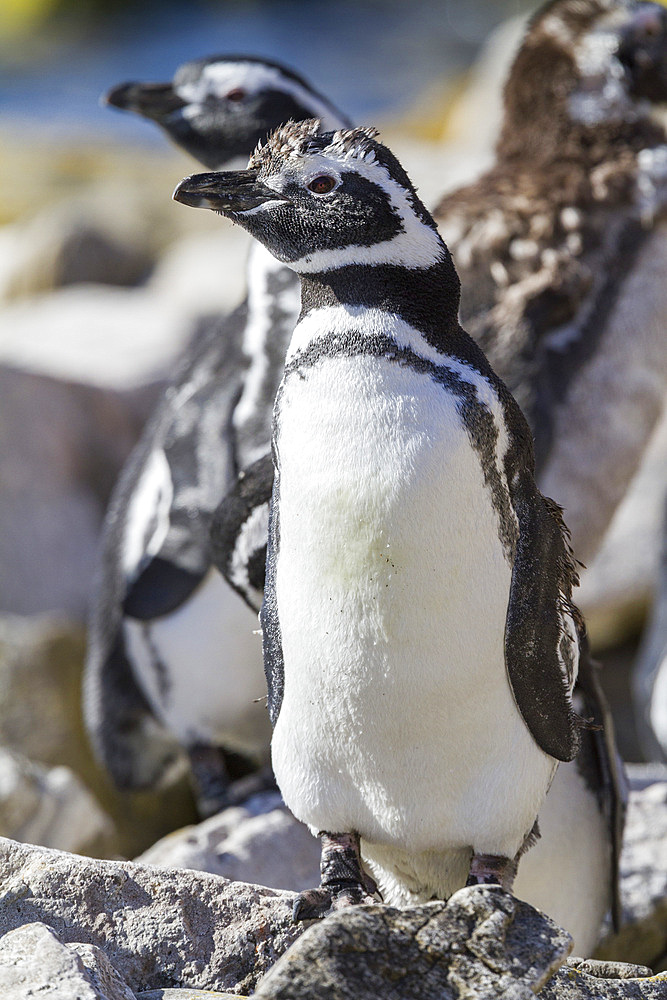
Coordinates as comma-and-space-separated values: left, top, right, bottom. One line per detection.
271, 354, 555, 877
124, 569, 270, 757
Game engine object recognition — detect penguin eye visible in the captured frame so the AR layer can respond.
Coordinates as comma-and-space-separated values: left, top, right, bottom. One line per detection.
307, 174, 337, 195
226, 88, 246, 102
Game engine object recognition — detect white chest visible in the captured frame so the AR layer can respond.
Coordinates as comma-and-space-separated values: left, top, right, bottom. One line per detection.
270, 352, 552, 859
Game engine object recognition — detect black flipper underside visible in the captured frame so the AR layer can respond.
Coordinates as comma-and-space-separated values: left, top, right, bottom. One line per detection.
122, 557, 207, 620
505, 472, 581, 762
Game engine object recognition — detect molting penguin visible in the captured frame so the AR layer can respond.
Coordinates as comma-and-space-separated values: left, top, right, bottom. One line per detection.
434, 0, 667, 565
174, 120, 584, 917
85, 59, 350, 816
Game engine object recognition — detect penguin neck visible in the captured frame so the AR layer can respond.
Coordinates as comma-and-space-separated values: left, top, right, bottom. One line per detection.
297, 256, 462, 356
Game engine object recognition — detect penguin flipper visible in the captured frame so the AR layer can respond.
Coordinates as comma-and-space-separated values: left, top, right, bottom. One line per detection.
84, 627, 181, 790
122, 556, 207, 620
505, 477, 581, 762
210, 450, 275, 612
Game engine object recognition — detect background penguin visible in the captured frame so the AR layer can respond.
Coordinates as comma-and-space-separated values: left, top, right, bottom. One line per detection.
174, 120, 584, 924
430, 0, 667, 932
434, 0, 667, 567
85, 57, 350, 816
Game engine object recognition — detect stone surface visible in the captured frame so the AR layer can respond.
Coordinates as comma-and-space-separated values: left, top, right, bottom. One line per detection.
138, 993, 244, 999
0, 615, 89, 773
0, 921, 135, 999
541, 967, 667, 998
0, 748, 115, 857
254, 886, 572, 1000
0, 612, 201, 859
596, 776, 667, 970
136, 791, 320, 892
0, 836, 301, 994
0, 201, 153, 302
0, 366, 157, 619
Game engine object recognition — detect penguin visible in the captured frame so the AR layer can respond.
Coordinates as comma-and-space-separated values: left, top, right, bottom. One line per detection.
434, 0, 667, 567
207, 6, 647, 947
173, 120, 584, 921
85, 58, 350, 815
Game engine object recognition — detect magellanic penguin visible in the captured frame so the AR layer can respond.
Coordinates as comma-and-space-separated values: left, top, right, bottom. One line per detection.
85, 58, 350, 816
206, 9, 648, 949
174, 120, 585, 920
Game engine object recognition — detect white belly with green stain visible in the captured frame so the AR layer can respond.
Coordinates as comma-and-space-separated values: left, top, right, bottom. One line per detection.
271, 352, 555, 869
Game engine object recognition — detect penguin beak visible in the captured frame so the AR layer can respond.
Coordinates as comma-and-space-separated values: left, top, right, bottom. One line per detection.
173, 170, 291, 214
103, 81, 187, 120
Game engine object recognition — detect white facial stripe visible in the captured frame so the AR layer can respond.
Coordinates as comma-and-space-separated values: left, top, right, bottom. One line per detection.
260, 151, 445, 271
177, 61, 346, 131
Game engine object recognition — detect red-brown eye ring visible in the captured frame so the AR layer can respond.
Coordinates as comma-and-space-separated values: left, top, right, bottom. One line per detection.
226, 88, 245, 101
308, 174, 337, 194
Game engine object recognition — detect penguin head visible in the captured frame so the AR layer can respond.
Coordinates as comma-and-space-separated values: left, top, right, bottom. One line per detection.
104, 56, 349, 170
499, 0, 667, 161
173, 120, 448, 273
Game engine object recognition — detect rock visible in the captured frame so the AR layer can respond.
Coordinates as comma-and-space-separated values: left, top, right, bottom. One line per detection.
0, 366, 157, 619
541, 966, 667, 998
595, 773, 667, 969
0, 921, 135, 999
0, 202, 154, 302
0, 615, 89, 773
0, 612, 201, 859
0, 748, 115, 856
138, 993, 244, 999
136, 791, 320, 892
71, 941, 137, 999
0, 836, 301, 994
254, 886, 572, 1000
566, 957, 655, 979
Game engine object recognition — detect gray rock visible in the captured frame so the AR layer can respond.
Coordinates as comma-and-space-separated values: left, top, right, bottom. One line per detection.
566, 957, 654, 979
0, 612, 201, 859
254, 886, 572, 1000
0, 836, 301, 994
0, 921, 135, 999
541, 967, 667, 998
0, 748, 115, 856
0, 615, 89, 774
0, 195, 157, 301
138, 993, 243, 999
0, 366, 156, 619
595, 777, 667, 969
70, 942, 137, 1000
136, 791, 320, 892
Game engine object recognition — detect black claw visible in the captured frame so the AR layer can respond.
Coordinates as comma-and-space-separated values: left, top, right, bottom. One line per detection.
293, 887, 332, 922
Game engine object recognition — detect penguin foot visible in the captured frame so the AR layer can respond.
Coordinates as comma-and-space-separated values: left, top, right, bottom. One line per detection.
466, 852, 517, 892
292, 831, 380, 922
